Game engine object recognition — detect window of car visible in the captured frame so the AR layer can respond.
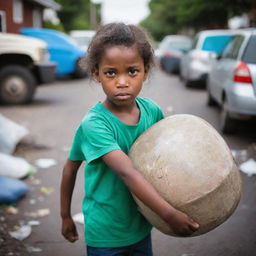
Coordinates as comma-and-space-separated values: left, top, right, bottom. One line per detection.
242, 35, 256, 64
221, 35, 245, 59
201, 35, 233, 53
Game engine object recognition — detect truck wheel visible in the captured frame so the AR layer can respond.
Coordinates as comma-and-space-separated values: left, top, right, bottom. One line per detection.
220, 99, 236, 134
72, 60, 87, 79
0, 65, 36, 104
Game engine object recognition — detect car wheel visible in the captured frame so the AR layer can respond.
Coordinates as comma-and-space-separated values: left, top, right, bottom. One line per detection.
72, 59, 87, 79
184, 77, 192, 88
206, 82, 217, 107
0, 65, 36, 105
220, 100, 236, 134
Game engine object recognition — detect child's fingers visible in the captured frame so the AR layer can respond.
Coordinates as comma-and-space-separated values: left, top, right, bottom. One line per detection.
68, 234, 79, 243
190, 220, 200, 232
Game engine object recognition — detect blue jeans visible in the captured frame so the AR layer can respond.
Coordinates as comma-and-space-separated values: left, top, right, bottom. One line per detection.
86, 234, 153, 256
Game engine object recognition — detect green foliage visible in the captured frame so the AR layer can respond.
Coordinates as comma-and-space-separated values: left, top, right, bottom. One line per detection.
54, 0, 91, 32
44, 20, 65, 32
141, 0, 254, 41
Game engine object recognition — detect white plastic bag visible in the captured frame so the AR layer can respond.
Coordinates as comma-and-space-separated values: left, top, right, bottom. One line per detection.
0, 153, 36, 179
0, 115, 29, 154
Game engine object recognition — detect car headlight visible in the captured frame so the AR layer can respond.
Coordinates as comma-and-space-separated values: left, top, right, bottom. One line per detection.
38, 47, 50, 62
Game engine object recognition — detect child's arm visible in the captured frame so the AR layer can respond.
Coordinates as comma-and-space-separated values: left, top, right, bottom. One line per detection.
60, 159, 82, 242
102, 150, 199, 236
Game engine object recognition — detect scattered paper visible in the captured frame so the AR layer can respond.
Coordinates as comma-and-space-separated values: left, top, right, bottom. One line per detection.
35, 158, 57, 168
73, 212, 84, 224
239, 158, 256, 176
5, 206, 19, 215
9, 224, 32, 241
25, 208, 50, 218
26, 246, 42, 253
27, 220, 40, 226
40, 187, 54, 195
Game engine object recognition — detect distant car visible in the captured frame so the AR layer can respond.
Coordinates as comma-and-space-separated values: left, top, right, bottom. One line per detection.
207, 28, 256, 133
70, 30, 96, 53
20, 28, 87, 78
180, 30, 237, 87
156, 35, 192, 74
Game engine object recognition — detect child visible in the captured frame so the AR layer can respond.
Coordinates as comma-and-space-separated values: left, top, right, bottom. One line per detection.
60, 23, 199, 256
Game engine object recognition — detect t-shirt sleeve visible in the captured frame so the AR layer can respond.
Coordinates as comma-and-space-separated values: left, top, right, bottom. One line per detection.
80, 116, 121, 164
142, 97, 164, 122
68, 126, 85, 161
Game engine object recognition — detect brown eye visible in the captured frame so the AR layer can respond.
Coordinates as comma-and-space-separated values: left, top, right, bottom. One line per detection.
129, 69, 139, 76
105, 71, 116, 77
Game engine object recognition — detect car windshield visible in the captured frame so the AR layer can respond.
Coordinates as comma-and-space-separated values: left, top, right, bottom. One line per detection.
202, 35, 233, 53
242, 35, 256, 64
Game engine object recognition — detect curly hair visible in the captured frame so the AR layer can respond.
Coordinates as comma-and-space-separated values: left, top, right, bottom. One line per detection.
82, 23, 155, 77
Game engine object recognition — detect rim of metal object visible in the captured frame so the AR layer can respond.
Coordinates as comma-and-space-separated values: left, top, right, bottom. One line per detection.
2, 75, 28, 101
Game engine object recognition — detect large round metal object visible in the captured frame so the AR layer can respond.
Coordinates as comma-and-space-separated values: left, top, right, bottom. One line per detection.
129, 114, 242, 237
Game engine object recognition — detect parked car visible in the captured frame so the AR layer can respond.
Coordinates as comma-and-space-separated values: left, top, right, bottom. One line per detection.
20, 28, 87, 78
0, 33, 56, 104
180, 30, 237, 87
156, 35, 192, 74
70, 30, 95, 52
207, 28, 256, 133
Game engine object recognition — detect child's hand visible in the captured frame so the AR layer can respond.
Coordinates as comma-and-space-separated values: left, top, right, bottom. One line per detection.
165, 209, 199, 237
61, 217, 79, 242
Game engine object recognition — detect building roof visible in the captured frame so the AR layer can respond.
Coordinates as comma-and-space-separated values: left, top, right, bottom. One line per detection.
26, 0, 61, 11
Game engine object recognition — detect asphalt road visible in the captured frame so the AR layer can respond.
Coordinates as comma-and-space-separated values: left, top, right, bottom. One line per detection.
1, 68, 256, 256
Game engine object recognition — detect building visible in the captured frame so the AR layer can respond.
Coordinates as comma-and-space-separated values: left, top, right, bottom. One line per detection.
0, 0, 60, 33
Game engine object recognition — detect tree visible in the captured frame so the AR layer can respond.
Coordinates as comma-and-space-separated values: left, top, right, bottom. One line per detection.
141, 0, 254, 42
54, 0, 101, 32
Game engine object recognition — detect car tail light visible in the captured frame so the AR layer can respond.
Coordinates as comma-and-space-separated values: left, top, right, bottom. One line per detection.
164, 52, 172, 57
233, 61, 252, 83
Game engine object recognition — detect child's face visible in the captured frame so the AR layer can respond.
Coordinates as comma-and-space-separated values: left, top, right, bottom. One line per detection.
95, 45, 147, 107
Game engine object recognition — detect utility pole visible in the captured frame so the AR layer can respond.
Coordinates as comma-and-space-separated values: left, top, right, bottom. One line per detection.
90, 0, 102, 30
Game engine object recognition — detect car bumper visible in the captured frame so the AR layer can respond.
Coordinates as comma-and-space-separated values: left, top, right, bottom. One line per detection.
34, 62, 56, 84
228, 83, 256, 117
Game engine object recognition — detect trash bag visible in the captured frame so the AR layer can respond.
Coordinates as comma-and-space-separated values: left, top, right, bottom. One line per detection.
0, 176, 29, 204
0, 115, 29, 154
0, 153, 36, 179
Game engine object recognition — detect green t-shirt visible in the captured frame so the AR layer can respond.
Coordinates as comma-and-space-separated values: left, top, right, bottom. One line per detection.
69, 97, 164, 247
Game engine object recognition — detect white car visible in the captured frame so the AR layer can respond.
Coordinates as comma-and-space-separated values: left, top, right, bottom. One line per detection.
207, 28, 256, 133
180, 29, 238, 87
70, 30, 96, 52
0, 33, 56, 104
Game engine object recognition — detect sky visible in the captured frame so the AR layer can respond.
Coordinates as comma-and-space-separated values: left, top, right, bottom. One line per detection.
101, 0, 150, 25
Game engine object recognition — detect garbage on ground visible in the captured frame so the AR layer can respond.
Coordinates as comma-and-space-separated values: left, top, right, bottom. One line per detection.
8, 224, 32, 241
28, 176, 41, 185
40, 187, 54, 195
35, 158, 57, 168
0, 153, 36, 179
27, 220, 40, 226
26, 246, 42, 253
231, 149, 249, 164
5, 206, 19, 215
0, 176, 29, 204
29, 199, 36, 205
73, 212, 84, 225
239, 158, 256, 176
25, 208, 50, 218
0, 114, 29, 155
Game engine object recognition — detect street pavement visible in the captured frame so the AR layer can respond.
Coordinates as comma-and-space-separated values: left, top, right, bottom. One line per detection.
0, 68, 256, 256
